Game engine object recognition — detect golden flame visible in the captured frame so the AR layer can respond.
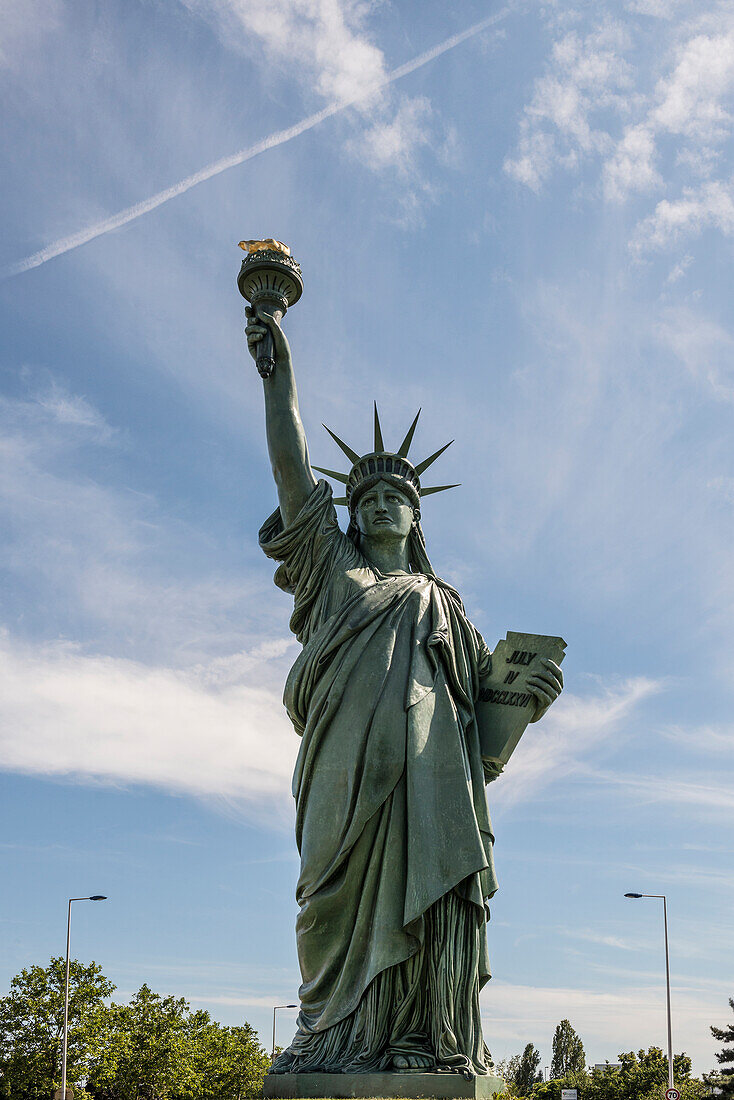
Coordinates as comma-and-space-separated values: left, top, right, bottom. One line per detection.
238, 239, 291, 256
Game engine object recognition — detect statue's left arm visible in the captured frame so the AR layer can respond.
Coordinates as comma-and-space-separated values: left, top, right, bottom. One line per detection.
470, 622, 562, 721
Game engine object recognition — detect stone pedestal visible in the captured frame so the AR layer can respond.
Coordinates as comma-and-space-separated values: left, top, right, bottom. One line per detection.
263, 1072, 506, 1099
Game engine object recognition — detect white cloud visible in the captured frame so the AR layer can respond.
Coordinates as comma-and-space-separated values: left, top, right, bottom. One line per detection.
651, 27, 734, 142
632, 177, 734, 250
0, 392, 144, 580
4, 6, 516, 278
34, 380, 117, 439
356, 95, 432, 174
0, 386, 274, 662
504, 21, 632, 190
609, 20, 734, 206
605, 771, 734, 818
603, 122, 661, 200
625, 0, 683, 15
660, 722, 734, 753
0, 634, 662, 831
188, 0, 388, 108
493, 678, 661, 810
2, 380, 117, 444
0, 631, 296, 807
183, 0, 435, 175
562, 927, 641, 951
507, 6, 734, 251
482, 977, 719, 1070
653, 304, 734, 400
0, 383, 658, 815
665, 251, 693, 282
606, 20, 734, 211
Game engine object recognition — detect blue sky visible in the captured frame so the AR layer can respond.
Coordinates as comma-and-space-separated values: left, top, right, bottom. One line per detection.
1, 0, 733, 1076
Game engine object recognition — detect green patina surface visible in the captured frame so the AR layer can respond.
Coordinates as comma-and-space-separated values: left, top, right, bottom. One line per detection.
242, 253, 563, 1082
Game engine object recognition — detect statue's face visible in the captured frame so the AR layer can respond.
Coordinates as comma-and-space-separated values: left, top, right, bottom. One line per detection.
355, 480, 415, 542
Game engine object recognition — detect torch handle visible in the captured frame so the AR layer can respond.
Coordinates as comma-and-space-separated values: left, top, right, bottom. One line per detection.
254, 304, 283, 380
256, 329, 276, 379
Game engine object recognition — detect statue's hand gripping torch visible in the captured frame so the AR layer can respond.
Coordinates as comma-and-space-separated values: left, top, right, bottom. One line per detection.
237, 240, 303, 378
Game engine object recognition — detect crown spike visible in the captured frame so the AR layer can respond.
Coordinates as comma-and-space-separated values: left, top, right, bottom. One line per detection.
420, 483, 461, 497
333, 496, 348, 506
397, 409, 421, 458
323, 424, 360, 464
414, 439, 454, 476
373, 402, 385, 452
312, 465, 349, 484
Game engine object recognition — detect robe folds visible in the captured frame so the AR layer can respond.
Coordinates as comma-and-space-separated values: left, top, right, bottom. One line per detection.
260, 480, 499, 1070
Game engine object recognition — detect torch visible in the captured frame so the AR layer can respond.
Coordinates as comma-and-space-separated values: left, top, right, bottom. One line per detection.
237, 239, 303, 378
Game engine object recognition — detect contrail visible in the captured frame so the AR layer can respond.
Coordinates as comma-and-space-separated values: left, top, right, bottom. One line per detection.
3, 5, 516, 278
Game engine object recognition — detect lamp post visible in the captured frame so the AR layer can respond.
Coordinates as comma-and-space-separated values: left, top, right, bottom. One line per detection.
624, 892, 673, 1090
271, 1004, 298, 1062
61, 896, 107, 1100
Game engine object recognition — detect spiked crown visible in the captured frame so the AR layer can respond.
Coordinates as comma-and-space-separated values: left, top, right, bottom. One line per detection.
313, 405, 459, 510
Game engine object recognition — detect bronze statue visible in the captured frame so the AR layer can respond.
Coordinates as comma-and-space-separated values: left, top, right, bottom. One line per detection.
240, 245, 564, 1081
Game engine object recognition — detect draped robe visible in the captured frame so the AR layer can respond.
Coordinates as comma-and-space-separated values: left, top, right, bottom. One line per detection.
260, 481, 499, 1074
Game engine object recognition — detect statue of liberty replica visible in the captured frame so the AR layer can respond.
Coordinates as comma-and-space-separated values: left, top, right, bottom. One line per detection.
239, 242, 564, 1096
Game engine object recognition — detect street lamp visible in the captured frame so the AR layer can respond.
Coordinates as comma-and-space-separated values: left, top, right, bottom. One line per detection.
272, 1004, 298, 1062
61, 896, 107, 1100
624, 892, 673, 1090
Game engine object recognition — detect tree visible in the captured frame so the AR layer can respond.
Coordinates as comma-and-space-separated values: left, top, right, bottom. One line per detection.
711, 998, 734, 1099
497, 1053, 522, 1095
87, 984, 201, 1100
617, 1046, 693, 1100
193, 1021, 271, 1100
551, 1020, 586, 1079
86, 984, 271, 1100
0, 957, 114, 1100
500, 1044, 543, 1096
531, 1046, 706, 1100
581, 1048, 701, 1100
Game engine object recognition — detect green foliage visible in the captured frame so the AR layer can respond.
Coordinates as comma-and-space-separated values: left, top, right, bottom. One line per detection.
193, 1021, 271, 1100
532, 1066, 588, 1100
86, 984, 200, 1100
551, 1020, 586, 1080
85, 984, 271, 1100
0, 963, 271, 1100
499, 1044, 543, 1097
0, 956, 114, 1099
84, 981, 271, 1100
711, 998, 734, 1099
528, 1046, 703, 1100
497, 1053, 522, 1097
613, 1046, 693, 1100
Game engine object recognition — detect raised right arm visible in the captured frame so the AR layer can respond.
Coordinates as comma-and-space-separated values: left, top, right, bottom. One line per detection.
246, 306, 317, 529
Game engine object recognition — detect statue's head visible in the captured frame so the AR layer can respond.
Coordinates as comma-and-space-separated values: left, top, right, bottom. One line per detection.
353, 478, 419, 545
312, 405, 459, 575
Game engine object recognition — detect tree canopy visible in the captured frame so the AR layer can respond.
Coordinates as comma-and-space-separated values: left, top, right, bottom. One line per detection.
0, 960, 270, 1100
711, 998, 734, 1100
499, 1043, 544, 1096
500, 1044, 702, 1100
0, 957, 113, 1100
1, 959, 725, 1100
551, 1020, 586, 1079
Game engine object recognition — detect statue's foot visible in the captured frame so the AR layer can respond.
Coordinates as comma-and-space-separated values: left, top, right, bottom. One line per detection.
392, 1053, 435, 1073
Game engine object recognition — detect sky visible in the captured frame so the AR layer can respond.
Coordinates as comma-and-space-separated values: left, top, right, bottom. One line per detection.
1, 0, 733, 1077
